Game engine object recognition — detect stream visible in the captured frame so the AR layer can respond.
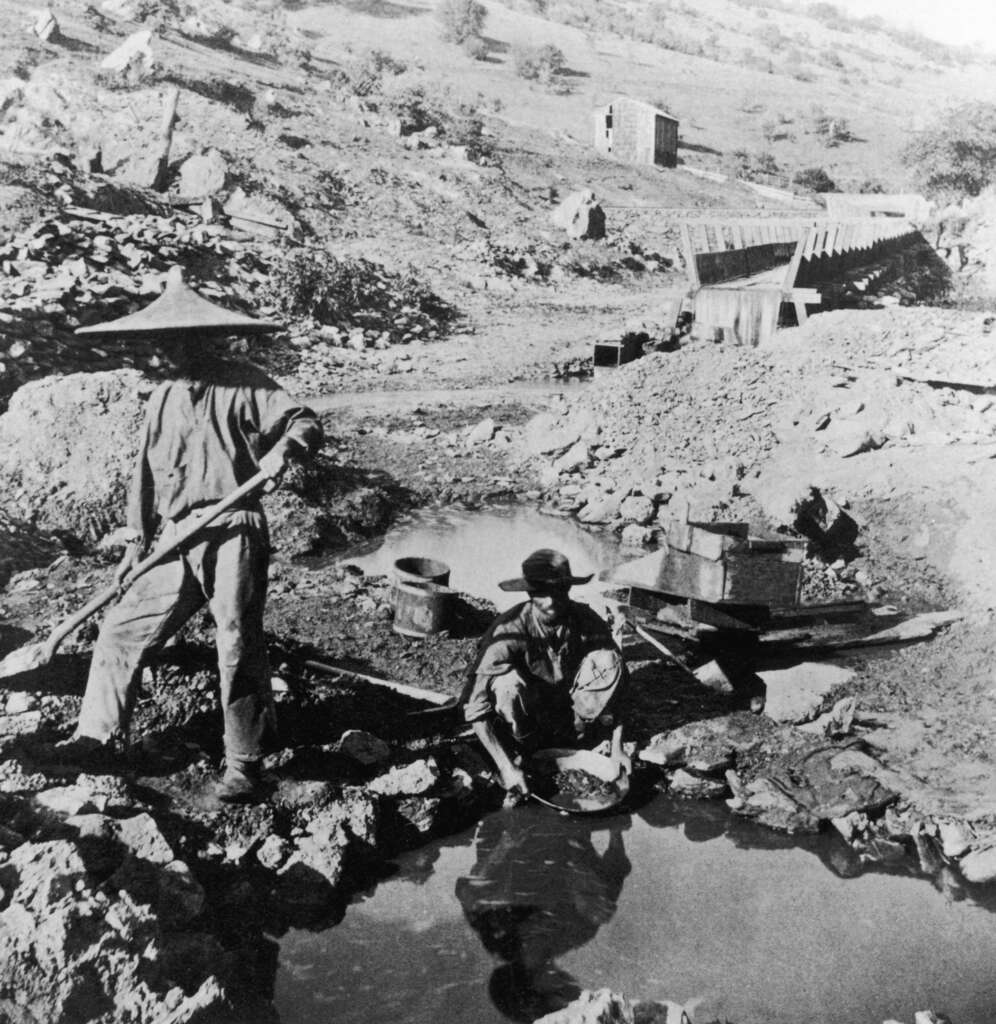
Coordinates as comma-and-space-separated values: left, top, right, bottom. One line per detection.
274, 798, 996, 1024
285, 504, 996, 1024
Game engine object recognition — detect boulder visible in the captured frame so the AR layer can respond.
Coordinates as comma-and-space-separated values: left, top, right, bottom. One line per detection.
550, 190, 606, 241
553, 441, 589, 474
666, 769, 728, 799
758, 662, 854, 724
731, 777, 821, 833
223, 187, 294, 237
177, 149, 229, 198
618, 495, 655, 525
335, 729, 391, 767
578, 494, 622, 524
1, 840, 91, 913
35, 785, 97, 816
114, 812, 175, 864
369, 758, 439, 796
959, 841, 996, 884
256, 834, 291, 870
100, 30, 154, 73
466, 417, 497, 446
620, 524, 652, 547
535, 989, 632, 1024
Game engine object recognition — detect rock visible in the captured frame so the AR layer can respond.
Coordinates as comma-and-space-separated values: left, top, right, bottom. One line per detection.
158, 860, 206, 926
521, 413, 582, 456
74, 773, 134, 813
959, 841, 996, 884
618, 495, 655, 525
177, 149, 229, 198
100, 30, 154, 72
4, 692, 36, 714
0, 711, 43, 735
33, 9, 59, 42
693, 660, 733, 694
256, 834, 290, 870
620, 524, 652, 547
549, 190, 606, 241
553, 441, 589, 474
335, 729, 391, 766
35, 785, 97, 816
534, 988, 632, 1024
114, 812, 174, 864
797, 696, 857, 737
466, 418, 496, 446
0, 824, 24, 850
0, 760, 48, 794
223, 187, 293, 237
937, 819, 973, 859
758, 663, 855, 723
639, 718, 742, 770
1, 840, 91, 913
633, 1000, 692, 1024
578, 494, 622, 524
732, 777, 821, 833
369, 758, 439, 796
667, 769, 728, 799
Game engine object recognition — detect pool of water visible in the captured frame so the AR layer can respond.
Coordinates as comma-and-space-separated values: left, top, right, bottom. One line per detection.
343, 505, 631, 614
275, 798, 996, 1024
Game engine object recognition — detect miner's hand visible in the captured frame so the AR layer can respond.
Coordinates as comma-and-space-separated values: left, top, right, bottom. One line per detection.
258, 444, 290, 493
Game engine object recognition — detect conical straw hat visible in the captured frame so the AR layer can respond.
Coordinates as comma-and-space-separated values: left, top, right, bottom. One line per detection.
75, 266, 280, 339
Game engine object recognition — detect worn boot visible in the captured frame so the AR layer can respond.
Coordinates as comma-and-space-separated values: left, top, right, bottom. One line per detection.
216, 761, 265, 804
35, 733, 122, 772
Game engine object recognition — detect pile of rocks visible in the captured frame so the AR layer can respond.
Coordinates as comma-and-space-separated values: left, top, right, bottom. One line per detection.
518, 307, 996, 547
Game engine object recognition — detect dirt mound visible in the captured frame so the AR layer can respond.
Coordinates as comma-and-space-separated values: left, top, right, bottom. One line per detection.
520, 306, 996, 606
0, 370, 150, 542
0, 371, 402, 556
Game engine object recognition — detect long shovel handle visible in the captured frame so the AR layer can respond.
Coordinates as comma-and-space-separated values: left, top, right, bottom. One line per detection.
41, 469, 271, 660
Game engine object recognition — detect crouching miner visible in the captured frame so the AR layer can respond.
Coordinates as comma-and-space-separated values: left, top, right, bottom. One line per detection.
462, 549, 626, 799
56, 266, 323, 803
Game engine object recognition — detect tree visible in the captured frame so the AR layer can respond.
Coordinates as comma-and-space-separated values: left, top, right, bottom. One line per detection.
436, 0, 487, 45
511, 42, 566, 85
793, 166, 838, 193
902, 101, 996, 201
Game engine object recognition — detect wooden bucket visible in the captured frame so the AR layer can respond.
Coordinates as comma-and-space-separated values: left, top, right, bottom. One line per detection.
391, 557, 452, 637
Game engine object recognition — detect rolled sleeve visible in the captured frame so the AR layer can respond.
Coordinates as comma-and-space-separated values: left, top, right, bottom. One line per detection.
463, 638, 521, 722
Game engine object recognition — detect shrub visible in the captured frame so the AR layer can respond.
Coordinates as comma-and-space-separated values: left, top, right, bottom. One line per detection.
793, 166, 838, 192
344, 49, 407, 96
380, 83, 446, 133
511, 42, 566, 84
462, 34, 489, 60
436, 0, 487, 44
902, 101, 996, 200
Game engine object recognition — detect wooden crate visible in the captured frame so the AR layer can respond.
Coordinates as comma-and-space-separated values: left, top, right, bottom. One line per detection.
657, 521, 805, 606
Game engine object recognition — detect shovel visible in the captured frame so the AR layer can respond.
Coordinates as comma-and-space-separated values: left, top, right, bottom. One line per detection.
0, 468, 271, 679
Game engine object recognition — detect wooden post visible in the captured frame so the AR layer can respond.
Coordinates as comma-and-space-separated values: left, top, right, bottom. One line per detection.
152, 86, 179, 193
680, 222, 700, 290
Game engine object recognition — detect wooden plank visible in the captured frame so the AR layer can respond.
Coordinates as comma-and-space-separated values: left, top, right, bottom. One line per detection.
680, 222, 700, 289
782, 233, 808, 291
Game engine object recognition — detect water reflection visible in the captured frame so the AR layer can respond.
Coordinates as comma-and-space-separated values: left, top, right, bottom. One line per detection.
455, 808, 632, 1022
344, 506, 629, 613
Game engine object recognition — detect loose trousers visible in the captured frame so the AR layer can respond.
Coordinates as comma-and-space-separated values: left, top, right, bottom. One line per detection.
491, 647, 625, 747
76, 510, 273, 768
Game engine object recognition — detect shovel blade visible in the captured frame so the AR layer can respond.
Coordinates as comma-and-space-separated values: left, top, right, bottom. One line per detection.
0, 642, 49, 679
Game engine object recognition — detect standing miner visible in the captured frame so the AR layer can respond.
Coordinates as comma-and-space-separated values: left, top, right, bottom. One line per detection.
462, 549, 626, 799
55, 266, 322, 802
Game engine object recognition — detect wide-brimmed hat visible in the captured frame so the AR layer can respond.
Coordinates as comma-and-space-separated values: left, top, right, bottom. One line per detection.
498, 548, 593, 592
74, 265, 280, 339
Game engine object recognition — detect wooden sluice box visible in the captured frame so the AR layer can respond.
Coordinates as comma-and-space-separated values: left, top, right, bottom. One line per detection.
631, 520, 808, 608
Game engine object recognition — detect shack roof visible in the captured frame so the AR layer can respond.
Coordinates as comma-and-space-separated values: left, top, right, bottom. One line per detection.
596, 96, 680, 122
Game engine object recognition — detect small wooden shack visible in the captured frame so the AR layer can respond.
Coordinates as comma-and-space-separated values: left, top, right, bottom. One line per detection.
592, 97, 679, 168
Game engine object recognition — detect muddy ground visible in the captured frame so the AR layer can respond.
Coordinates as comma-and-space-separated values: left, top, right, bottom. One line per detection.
1, 310, 995, 1022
